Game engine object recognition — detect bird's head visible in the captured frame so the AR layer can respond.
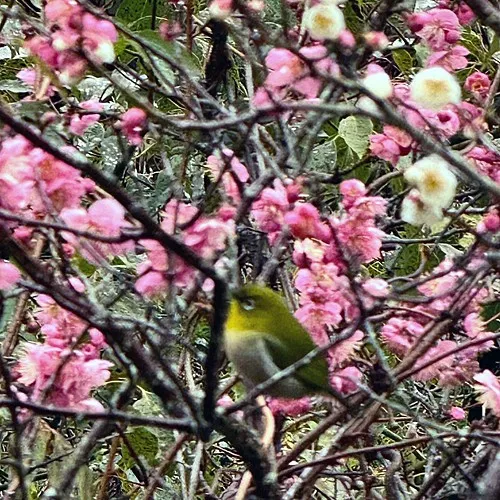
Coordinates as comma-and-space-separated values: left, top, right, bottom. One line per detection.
225, 284, 289, 335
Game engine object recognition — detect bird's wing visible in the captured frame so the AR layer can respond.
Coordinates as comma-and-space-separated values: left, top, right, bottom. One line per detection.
263, 334, 331, 394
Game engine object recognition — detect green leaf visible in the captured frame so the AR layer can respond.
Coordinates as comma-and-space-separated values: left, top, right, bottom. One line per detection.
337, 116, 373, 158
309, 141, 337, 173
115, 0, 169, 30
482, 301, 500, 333
393, 49, 414, 76
0, 295, 17, 337
133, 30, 201, 84
0, 79, 30, 93
121, 427, 159, 468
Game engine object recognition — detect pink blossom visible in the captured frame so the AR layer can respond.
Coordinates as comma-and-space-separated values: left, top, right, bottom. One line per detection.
209, 0, 233, 19
362, 278, 389, 298
364, 31, 389, 50
294, 262, 342, 299
265, 49, 303, 87
60, 198, 133, 261
16, 344, 62, 387
330, 366, 362, 394
474, 370, 500, 417
134, 268, 169, 297
464, 71, 491, 100
292, 238, 327, 268
477, 207, 500, 233
17, 68, 56, 98
0, 135, 35, 210
251, 179, 291, 244
432, 341, 479, 386
25, 0, 117, 83
16, 344, 112, 411
416, 260, 482, 312
370, 125, 413, 165
207, 148, 249, 203
267, 397, 311, 416
329, 330, 364, 367
284, 203, 330, 241
294, 261, 357, 349
295, 301, 343, 346
426, 45, 469, 71
0, 261, 21, 290
35, 292, 88, 344
467, 146, 500, 183
32, 151, 95, 213
135, 200, 235, 296
381, 318, 426, 355
339, 179, 367, 209
117, 108, 148, 145
69, 100, 103, 136
423, 109, 461, 138
334, 218, 385, 263
262, 45, 336, 100
457, 102, 486, 137
407, 8, 461, 51
338, 30, 356, 48
454, 2, 476, 25
369, 133, 403, 166
81, 14, 118, 64
159, 21, 182, 41
0, 134, 95, 215
449, 406, 466, 420
252, 86, 287, 109
463, 312, 493, 351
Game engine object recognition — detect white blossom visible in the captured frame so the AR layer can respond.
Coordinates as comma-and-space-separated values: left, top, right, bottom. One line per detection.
401, 189, 444, 226
303, 3, 345, 41
410, 67, 461, 110
404, 154, 457, 209
362, 70, 393, 99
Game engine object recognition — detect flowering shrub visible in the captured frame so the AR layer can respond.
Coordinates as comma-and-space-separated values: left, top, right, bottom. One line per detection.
0, 0, 499, 498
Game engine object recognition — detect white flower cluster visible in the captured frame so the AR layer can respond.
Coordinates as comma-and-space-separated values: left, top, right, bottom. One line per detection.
401, 155, 458, 226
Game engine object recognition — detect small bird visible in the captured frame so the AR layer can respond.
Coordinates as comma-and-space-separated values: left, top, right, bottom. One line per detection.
224, 284, 332, 398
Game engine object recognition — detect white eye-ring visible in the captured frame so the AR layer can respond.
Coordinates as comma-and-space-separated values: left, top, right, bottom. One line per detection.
241, 298, 255, 311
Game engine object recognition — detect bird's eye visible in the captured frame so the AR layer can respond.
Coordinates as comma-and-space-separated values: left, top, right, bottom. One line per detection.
241, 298, 255, 311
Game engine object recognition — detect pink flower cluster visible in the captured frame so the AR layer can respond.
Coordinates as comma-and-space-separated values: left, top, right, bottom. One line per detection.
407, 6, 469, 72
135, 199, 235, 296
251, 178, 300, 245
207, 148, 250, 205
381, 259, 491, 386
25, 0, 117, 85
16, 68, 56, 99
370, 125, 413, 166
466, 146, 500, 184
252, 179, 388, 408
0, 135, 95, 218
370, 85, 485, 165
69, 100, 104, 136
253, 46, 338, 107
477, 207, 500, 234
60, 198, 134, 262
116, 108, 148, 146
369, 4, 490, 166
15, 278, 112, 411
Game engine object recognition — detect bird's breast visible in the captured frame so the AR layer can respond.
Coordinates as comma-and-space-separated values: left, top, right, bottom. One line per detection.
224, 330, 309, 398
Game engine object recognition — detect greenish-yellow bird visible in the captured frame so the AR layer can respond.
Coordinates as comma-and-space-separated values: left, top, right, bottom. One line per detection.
224, 284, 332, 398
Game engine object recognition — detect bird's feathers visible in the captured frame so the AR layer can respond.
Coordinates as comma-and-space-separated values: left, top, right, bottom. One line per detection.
224, 284, 332, 398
